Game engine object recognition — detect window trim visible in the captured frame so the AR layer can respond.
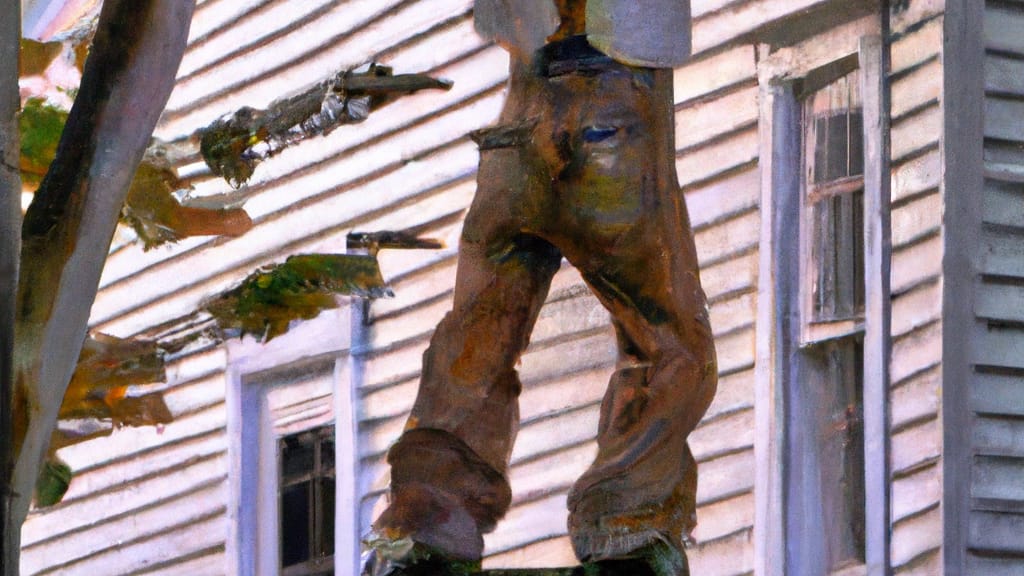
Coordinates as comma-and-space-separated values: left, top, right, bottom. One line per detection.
225, 306, 360, 576
755, 32, 891, 576
798, 66, 867, 343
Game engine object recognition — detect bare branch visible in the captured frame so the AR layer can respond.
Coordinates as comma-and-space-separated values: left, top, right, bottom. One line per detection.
347, 230, 445, 254
199, 64, 453, 186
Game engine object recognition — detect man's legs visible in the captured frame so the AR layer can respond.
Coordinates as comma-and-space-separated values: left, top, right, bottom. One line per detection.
528, 60, 717, 569
369, 41, 717, 574
371, 111, 562, 562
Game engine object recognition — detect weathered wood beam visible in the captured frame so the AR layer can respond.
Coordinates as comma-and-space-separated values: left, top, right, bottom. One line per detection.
10, 1, 194, 572
1, 0, 21, 571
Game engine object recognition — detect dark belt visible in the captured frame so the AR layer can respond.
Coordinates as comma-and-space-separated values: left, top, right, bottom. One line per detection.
470, 35, 632, 151
537, 34, 619, 77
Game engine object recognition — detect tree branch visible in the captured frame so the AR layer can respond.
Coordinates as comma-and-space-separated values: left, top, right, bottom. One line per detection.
199, 64, 452, 186
10, 1, 195, 571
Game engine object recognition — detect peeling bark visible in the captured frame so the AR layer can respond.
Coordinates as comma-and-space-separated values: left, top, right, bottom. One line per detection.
10, 0, 194, 571
199, 64, 452, 186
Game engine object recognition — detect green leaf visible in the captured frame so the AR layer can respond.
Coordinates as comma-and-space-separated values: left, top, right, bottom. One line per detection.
35, 458, 73, 508
206, 253, 393, 342
18, 97, 68, 179
60, 333, 167, 421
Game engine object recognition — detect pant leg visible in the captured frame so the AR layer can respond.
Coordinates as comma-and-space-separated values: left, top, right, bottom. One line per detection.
529, 62, 717, 564
373, 81, 561, 560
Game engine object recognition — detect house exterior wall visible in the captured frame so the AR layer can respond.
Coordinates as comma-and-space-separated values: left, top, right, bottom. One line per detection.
17, 1, 964, 575
888, 1, 946, 573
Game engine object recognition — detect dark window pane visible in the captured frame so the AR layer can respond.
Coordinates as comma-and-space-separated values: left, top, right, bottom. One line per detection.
812, 188, 865, 321
281, 482, 311, 567
279, 424, 337, 573
812, 111, 865, 184
321, 477, 336, 556
814, 197, 836, 316
320, 434, 335, 473
848, 113, 864, 177
815, 113, 843, 183
801, 337, 866, 571
822, 339, 866, 569
281, 433, 315, 484
852, 189, 865, 312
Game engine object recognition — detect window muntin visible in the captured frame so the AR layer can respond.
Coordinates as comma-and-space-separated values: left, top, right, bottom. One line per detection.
802, 70, 866, 327
280, 424, 337, 576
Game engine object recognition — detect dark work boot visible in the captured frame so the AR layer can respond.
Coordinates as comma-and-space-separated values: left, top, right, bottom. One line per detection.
582, 540, 689, 576
361, 537, 481, 576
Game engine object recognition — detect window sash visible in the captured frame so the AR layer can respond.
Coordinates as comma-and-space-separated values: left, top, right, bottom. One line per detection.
280, 425, 337, 570
800, 68, 868, 336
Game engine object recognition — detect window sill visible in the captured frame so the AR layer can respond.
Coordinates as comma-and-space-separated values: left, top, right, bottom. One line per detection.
830, 562, 867, 576
801, 318, 864, 347
283, 555, 335, 576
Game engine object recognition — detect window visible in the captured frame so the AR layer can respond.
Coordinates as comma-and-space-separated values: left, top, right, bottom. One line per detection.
801, 68, 866, 340
798, 69, 867, 573
281, 425, 337, 575
756, 34, 889, 576
226, 308, 360, 576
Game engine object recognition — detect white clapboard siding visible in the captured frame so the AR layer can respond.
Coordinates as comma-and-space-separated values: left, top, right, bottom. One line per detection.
887, 6, 947, 570
891, 505, 942, 571
964, 0, 1024, 568
24, 1, 944, 574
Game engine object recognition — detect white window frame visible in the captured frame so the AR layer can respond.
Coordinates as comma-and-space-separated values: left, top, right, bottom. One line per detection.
798, 65, 868, 346
755, 23, 891, 576
225, 306, 360, 576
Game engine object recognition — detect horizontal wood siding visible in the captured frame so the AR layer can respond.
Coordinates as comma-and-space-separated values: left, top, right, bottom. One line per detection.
966, 0, 1024, 568
21, 0, 953, 574
887, 4, 946, 571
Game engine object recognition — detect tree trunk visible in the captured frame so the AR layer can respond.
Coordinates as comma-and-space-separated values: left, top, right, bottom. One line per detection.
1, 0, 21, 572
9, 2, 195, 573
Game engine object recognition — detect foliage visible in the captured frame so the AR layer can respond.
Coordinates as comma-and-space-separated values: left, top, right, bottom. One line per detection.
32, 334, 173, 507
107, 393, 173, 428
205, 253, 393, 342
122, 161, 253, 250
34, 458, 72, 508
18, 39, 63, 78
18, 97, 68, 181
18, 99, 253, 249
59, 333, 167, 422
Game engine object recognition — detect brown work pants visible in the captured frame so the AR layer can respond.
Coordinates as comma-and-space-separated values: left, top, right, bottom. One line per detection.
374, 42, 717, 565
